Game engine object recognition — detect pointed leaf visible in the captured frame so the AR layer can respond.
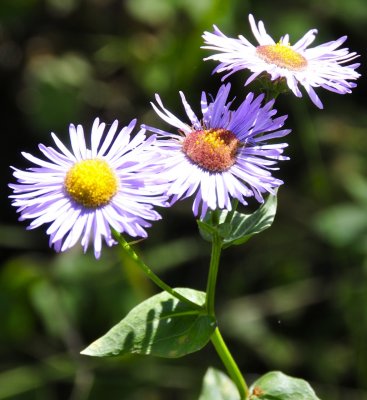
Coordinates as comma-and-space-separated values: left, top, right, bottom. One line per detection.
249, 371, 321, 400
197, 219, 218, 242
199, 367, 240, 400
198, 193, 277, 249
222, 193, 277, 248
81, 288, 216, 358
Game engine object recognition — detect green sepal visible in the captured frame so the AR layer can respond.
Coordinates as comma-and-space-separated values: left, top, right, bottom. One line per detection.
198, 192, 277, 249
197, 218, 218, 240
81, 288, 216, 359
198, 367, 240, 400
249, 371, 321, 400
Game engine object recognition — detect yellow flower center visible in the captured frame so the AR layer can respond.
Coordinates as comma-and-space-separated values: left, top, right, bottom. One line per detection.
256, 43, 308, 71
64, 159, 118, 208
182, 128, 239, 172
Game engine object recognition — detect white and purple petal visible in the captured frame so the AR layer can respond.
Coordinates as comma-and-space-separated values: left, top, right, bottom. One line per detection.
202, 14, 360, 108
144, 84, 290, 218
9, 118, 168, 258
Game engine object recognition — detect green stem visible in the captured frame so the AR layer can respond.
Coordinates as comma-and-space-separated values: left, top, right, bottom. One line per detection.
113, 231, 203, 311
211, 327, 249, 399
205, 233, 222, 317
205, 222, 248, 399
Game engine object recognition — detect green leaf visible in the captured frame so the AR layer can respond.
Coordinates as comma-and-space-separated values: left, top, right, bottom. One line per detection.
249, 371, 321, 400
199, 367, 240, 400
198, 193, 278, 249
197, 218, 218, 243
221, 193, 277, 248
81, 288, 216, 358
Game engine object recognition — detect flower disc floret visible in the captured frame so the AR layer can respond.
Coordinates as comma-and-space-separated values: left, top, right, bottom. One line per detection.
182, 129, 239, 172
64, 159, 118, 208
142, 83, 291, 219
256, 43, 307, 71
9, 118, 168, 259
202, 14, 360, 109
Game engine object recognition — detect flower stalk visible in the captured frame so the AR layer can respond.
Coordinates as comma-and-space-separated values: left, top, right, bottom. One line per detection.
205, 232, 222, 317
206, 229, 249, 399
211, 327, 249, 399
113, 230, 203, 311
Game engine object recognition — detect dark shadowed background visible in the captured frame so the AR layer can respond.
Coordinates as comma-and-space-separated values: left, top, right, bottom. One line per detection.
1, 0, 367, 399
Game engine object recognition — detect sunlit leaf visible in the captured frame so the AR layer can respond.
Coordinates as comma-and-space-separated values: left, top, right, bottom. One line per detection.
199, 367, 240, 400
249, 371, 321, 400
81, 288, 216, 358
198, 193, 277, 248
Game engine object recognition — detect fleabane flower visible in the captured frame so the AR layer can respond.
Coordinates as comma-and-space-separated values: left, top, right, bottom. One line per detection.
142, 84, 290, 219
202, 14, 360, 109
9, 118, 168, 258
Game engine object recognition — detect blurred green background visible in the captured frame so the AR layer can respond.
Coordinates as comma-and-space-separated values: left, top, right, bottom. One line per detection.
1, 0, 367, 399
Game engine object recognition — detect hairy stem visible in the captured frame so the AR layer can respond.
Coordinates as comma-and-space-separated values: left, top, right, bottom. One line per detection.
113, 231, 203, 311
205, 232, 222, 316
206, 228, 249, 399
211, 327, 249, 399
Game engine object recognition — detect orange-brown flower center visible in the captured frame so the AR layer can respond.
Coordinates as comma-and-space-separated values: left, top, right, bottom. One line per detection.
256, 43, 308, 71
182, 128, 240, 172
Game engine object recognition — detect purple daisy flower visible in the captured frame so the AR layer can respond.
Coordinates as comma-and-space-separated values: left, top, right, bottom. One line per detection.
9, 118, 168, 259
142, 84, 290, 219
202, 14, 361, 109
